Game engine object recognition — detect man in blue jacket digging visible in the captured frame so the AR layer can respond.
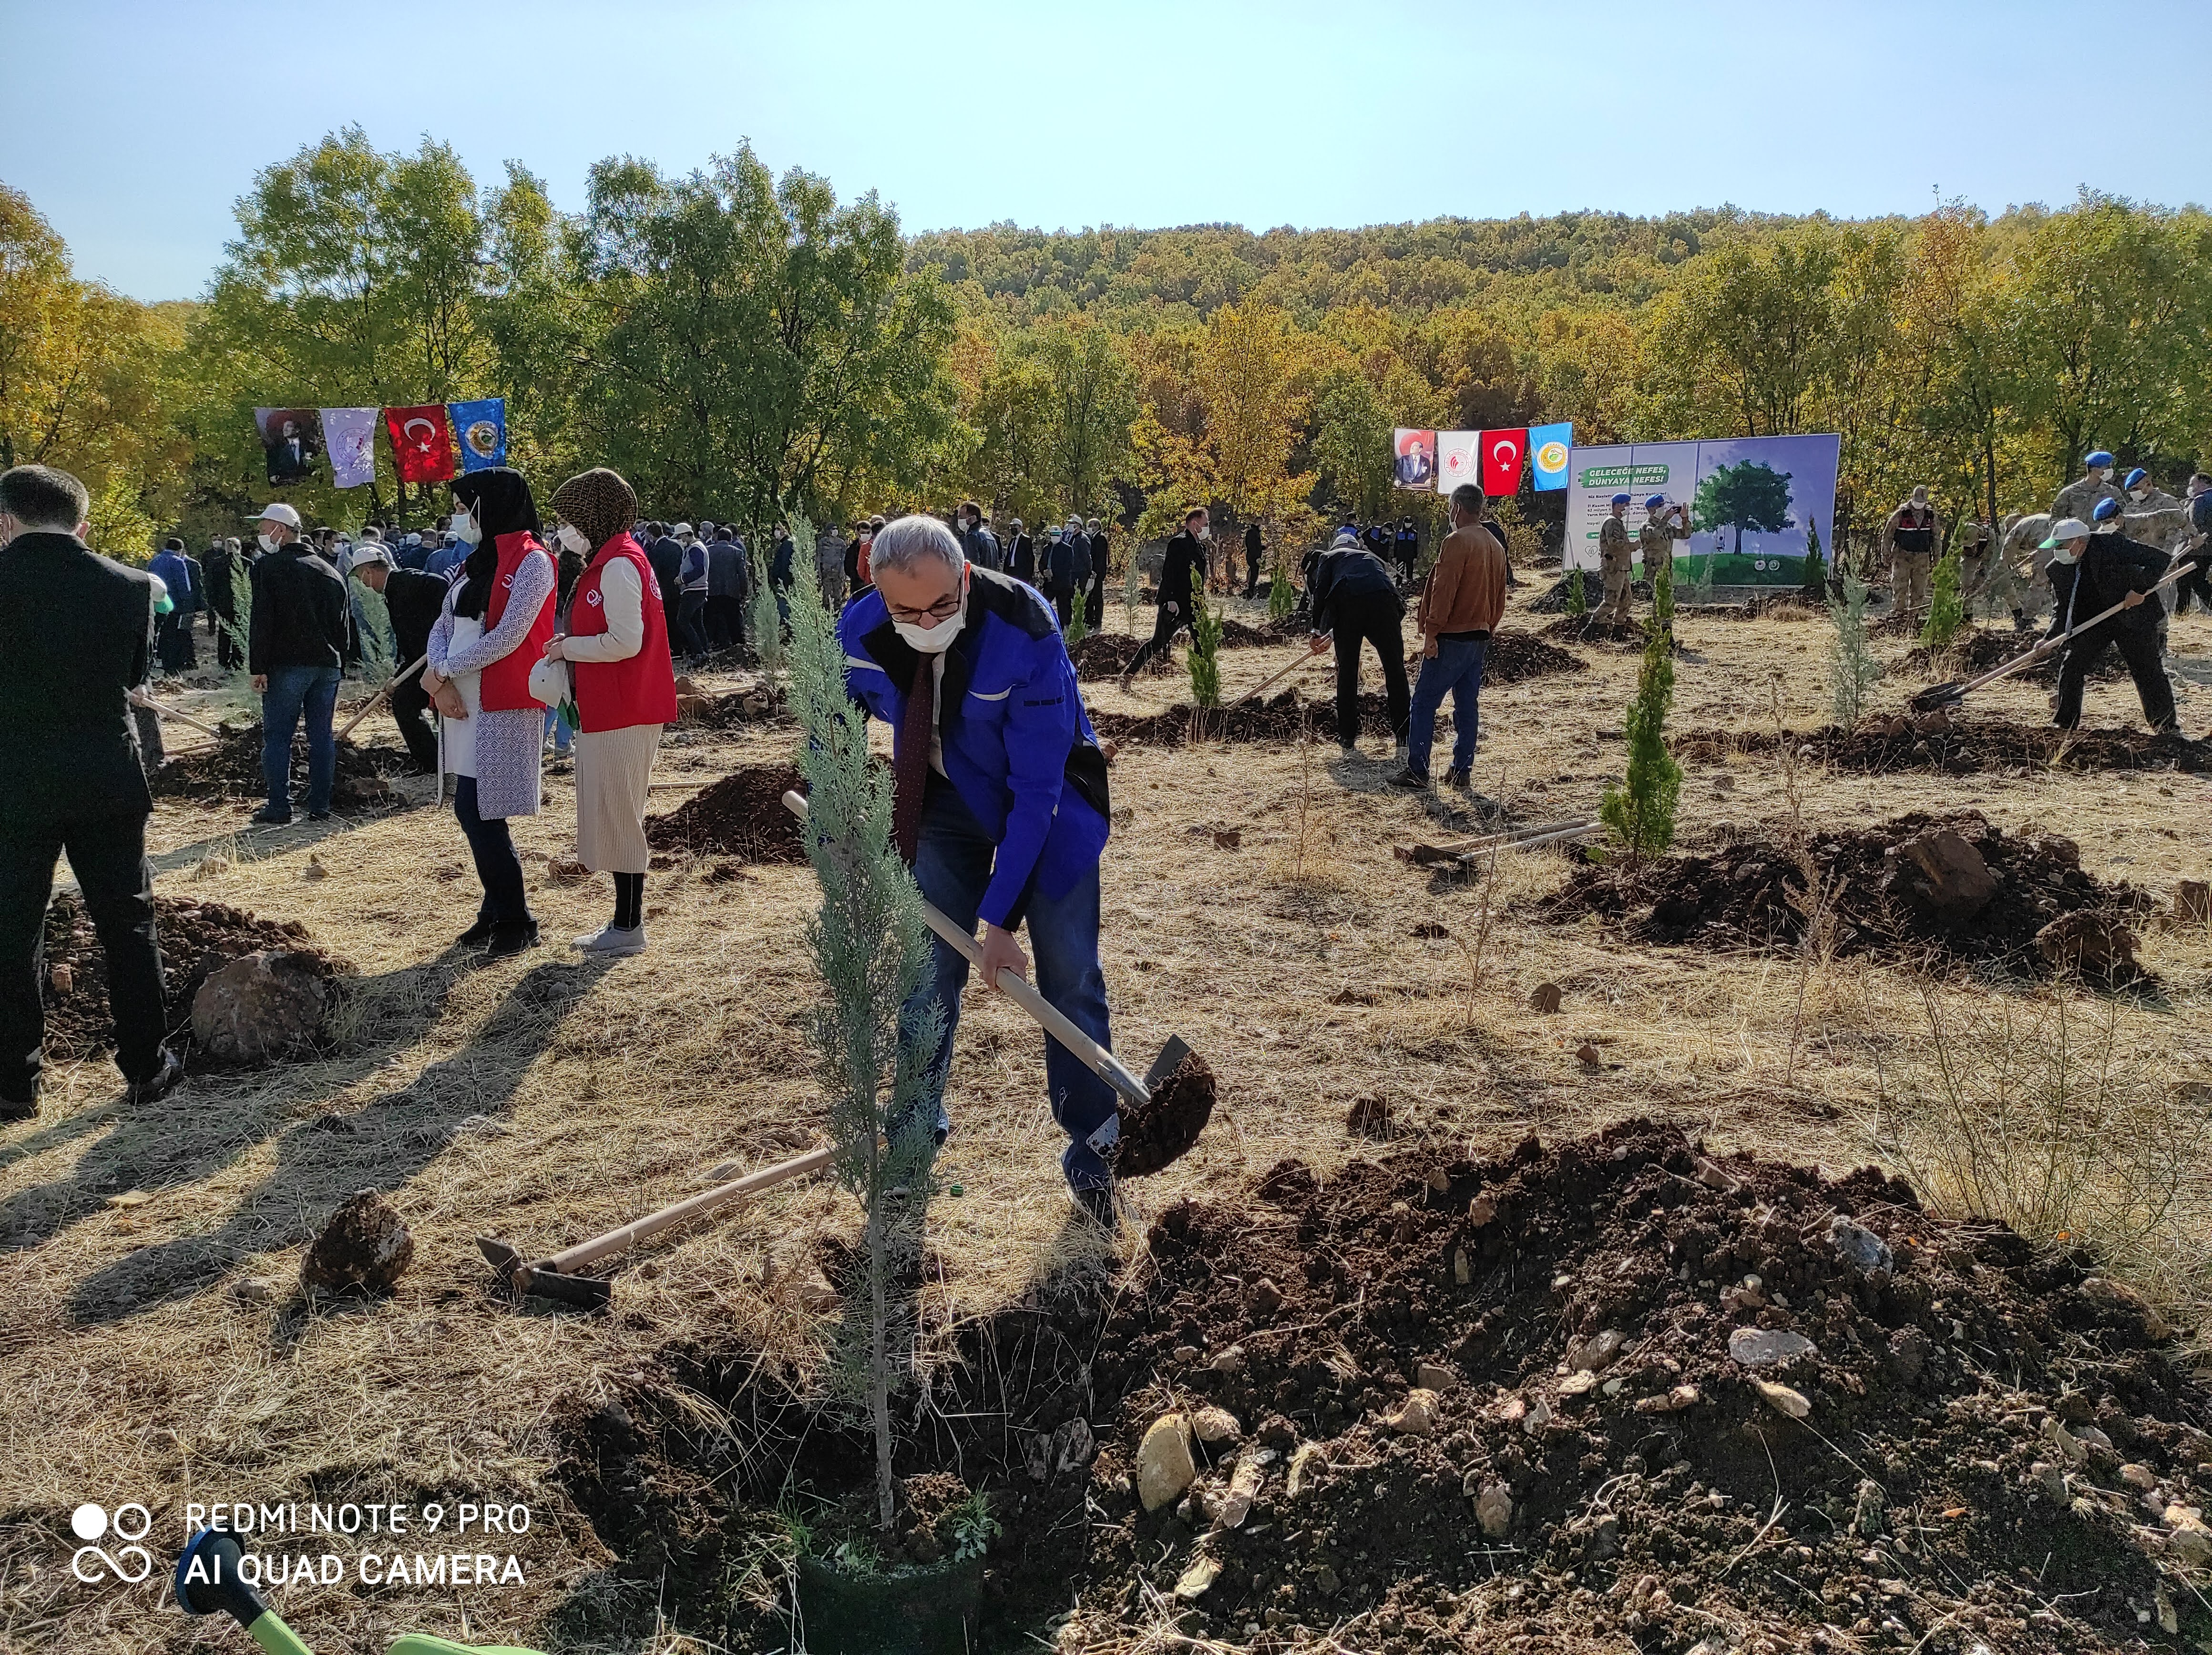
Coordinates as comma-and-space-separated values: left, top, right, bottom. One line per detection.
839, 513, 1121, 1224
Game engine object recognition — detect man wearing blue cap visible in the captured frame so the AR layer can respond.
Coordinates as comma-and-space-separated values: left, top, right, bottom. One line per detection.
1596, 493, 1634, 623
1881, 486, 1941, 616
2051, 451, 2123, 531
2039, 503, 2177, 734
1637, 496, 1688, 601
2123, 468, 2179, 511
2176, 472, 2212, 616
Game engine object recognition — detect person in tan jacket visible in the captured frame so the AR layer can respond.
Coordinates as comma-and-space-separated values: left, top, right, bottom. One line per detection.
1392, 482, 1508, 791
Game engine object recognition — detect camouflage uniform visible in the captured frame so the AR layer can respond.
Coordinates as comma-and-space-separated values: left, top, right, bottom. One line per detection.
1637, 514, 1680, 593
2050, 473, 2122, 531
1596, 516, 1633, 622
1882, 502, 1939, 613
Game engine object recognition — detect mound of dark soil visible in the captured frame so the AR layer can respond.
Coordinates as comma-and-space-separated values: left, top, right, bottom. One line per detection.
1091, 691, 1343, 746
1674, 720, 2212, 775
1540, 613, 1647, 647
691, 684, 792, 728
643, 764, 807, 860
1532, 809, 2151, 978
1070, 632, 1173, 681
152, 725, 409, 809
1899, 629, 2124, 685
1475, 631, 1587, 684
556, 1121, 2212, 1653
40, 895, 340, 1059
1216, 617, 1277, 648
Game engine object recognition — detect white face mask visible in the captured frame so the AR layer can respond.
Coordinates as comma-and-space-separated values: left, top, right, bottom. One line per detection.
891, 569, 968, 654
2091, 467, 2111, 482
449, 506, 483, 546
257, 533, 278, 554
1195, 525, 1211, 542
556, 523, 590, 555
2130, 488, 2146, 501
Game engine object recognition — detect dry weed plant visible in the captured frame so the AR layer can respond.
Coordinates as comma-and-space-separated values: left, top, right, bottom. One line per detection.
1865, 981, 2212, 1323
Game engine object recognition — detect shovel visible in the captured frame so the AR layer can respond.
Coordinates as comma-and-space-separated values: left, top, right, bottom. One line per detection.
1910, 565, 2186, 714
782, 791, 1214, 1177
477, 1144, 833, 1309
1223, 646, 1325, 711
128, 689, 226, 739
338, 654, 430, 740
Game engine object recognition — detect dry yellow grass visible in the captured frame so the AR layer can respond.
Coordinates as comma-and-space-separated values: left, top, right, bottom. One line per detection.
3, 587, 2208, 1652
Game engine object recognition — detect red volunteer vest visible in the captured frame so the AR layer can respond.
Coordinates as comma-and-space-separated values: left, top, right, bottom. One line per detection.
569, 534, 679, 733
480, 532, 556, 713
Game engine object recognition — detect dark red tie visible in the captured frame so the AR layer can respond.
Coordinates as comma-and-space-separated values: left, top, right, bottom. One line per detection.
892, 655, 934, 864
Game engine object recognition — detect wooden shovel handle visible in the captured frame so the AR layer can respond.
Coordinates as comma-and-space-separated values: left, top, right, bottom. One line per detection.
781, 791, 1152, 1108
545, 1144, 834, 1275
128, 690, 225, 739
338, 654, 430, 740
1955, 563, 2187, 698
1225, 646, 1324, 711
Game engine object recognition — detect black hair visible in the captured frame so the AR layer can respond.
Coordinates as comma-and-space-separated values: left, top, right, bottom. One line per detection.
0, 463, 89, 529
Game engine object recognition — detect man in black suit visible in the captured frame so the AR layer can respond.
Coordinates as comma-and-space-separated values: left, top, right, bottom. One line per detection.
0, 465, 184, 1117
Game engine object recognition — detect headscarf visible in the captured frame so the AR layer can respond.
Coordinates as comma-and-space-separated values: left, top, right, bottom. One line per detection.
550, 468, 639, 558
450, 467, 543, 620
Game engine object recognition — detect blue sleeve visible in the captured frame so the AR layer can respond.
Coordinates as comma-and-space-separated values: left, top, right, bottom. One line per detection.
979, 630, 1075, 930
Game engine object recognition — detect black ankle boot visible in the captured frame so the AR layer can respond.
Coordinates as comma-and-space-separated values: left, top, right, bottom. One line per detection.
456, 912, 497, 948
485, 917, 540, 958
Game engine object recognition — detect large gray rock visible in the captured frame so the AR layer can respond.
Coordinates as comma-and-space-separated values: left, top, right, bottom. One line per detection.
190, 950, 331, 1064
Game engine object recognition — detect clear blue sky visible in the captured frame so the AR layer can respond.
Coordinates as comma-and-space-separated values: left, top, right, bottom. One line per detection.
5, 0, 2206, 302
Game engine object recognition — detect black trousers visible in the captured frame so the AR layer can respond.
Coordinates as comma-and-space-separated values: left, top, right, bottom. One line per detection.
2055, 619, 2177, 733
1330, 590, 1411, 747
1047, 583, 1076, 630
1125, 598, 1187, 674
0, 811, 166, 1100
706, 594, 746, 650
1084, 567, 1107, 628
674, 592, 709, 657
389, 672, 440, 773
2174, 549, 2212, 616
454, 777, 530, 925
208, 603, 243, 670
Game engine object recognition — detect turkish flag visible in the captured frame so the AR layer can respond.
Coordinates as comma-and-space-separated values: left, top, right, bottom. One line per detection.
1480, 428, 1527, 497
384, 404, 456, 483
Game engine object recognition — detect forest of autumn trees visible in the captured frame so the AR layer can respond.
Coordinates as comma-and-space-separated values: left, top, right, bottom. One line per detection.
6, 127, 2211, 569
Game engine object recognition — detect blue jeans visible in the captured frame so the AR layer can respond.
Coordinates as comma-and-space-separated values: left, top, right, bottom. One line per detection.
543, 705, 573, 756
261, 664, 340, 817
906, 780, 1117, 1191
1407, 636, 1487, 776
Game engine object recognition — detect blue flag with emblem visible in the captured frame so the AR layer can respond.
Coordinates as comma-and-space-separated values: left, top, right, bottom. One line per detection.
1529, 422, 1574, 491
448, 398, 507, 472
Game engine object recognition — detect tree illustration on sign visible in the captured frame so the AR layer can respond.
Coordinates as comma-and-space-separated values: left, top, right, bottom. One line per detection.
1691, 460, 1793, 556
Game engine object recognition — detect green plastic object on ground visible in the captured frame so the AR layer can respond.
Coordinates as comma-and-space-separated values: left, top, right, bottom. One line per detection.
176, 1530, 543, 1655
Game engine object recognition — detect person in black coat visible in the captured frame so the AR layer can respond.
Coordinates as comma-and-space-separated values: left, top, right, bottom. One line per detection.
1307, 529, 1411, 756
2041, 509, 2179, 734
1120, 508, 1212, 684
0, 464, 183, 1115
1004, 517, 1035, 585
202, 535, 244, 669
645, 522, 685, 657
1243, 520, 1266, 597
346, 541, 447, 772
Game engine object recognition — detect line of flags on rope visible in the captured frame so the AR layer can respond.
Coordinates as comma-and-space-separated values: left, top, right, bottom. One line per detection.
253, 399, 507, 489
1395, 422, 1573, 496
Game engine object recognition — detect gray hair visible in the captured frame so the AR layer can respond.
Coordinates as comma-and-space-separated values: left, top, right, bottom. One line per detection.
871, 512, 963, 579
1448, 482, 1485, 517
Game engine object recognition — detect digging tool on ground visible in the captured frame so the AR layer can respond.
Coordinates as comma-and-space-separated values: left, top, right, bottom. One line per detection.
1909, 565, 2187, 714
476, 1143, 833, 1309
1223, 646, 1325, 711
338, 653, 430, 740
1395, 818, 1591, 865
782, 790, 1214, 1176
128, 689, 226, 739
177, 1528, 544, 1654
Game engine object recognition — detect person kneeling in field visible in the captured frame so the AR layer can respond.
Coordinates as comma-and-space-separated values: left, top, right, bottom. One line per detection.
839, 514, 1122, 1226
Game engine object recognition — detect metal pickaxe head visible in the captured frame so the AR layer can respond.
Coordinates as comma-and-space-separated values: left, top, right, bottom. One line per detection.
476, 1236, 613, 1311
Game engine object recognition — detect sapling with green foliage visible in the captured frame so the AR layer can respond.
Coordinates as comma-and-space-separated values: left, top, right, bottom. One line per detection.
1801, 517, 1827, 603
747, 542, 786, 689
1920, 544, 1966, 651
1828, 568, 1883, 726
1599, 555, 1681, 860
786, 572, 944, 1539
1187, 587, 1222, 707
1064, 599, 1088, 648
1564, 566, 1587, 616
1267, 551, 1295, 621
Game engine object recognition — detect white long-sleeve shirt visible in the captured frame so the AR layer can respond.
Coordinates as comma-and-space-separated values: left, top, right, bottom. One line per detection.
561, 557, 644, 663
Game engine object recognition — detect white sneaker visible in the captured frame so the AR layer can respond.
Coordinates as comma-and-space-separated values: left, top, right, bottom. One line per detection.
572, 924, 647, 958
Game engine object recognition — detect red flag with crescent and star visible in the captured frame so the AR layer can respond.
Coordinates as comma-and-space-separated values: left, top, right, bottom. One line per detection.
1480, 427, 1527, 497
384, 404, 457, 483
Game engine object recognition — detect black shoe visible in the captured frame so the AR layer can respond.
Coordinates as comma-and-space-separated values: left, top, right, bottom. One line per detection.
307, 808, 333, 821
126, 1047, 184, 1105
1073, 1184, 1119, 1230
250, 807, 293, 826
455, 914, 497, 948
1388, 767, 1429, 790
1443, 767, 1471, 790
486, 918, 541, 958
0, 1092, 36, 1123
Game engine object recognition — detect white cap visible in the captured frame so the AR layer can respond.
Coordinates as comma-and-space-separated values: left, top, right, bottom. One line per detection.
249, 502, 303, 528
673, 521, 694, 536
348, 541, 394, 569
2038, 517, 2090, 550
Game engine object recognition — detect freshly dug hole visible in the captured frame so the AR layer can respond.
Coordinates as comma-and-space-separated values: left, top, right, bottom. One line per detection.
554, 1119, 2211, 1653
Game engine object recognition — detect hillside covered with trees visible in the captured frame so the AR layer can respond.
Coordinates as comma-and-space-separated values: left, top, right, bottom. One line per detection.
6, 129, 2209, 565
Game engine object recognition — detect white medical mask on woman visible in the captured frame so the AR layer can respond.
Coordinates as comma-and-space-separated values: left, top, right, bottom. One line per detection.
555, 523, 590, 556
449, 505, 483, 546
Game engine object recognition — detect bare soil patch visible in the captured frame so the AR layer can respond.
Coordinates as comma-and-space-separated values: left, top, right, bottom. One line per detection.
643, 763, 808, 860
1674, 720, 2212, 775
1532, 810, 2152, 978
151, 725, 410, 810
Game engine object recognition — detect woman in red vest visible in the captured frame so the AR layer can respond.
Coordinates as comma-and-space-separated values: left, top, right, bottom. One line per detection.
543, 468, 679, 958
421, 467, 557, 958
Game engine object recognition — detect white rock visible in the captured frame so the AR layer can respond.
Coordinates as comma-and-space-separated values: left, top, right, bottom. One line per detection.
1137, 1414, 1197, 1511
1728, 1328, 1818, 1368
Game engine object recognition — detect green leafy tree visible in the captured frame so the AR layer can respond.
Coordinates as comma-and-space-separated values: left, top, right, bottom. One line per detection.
785, 573, 942, 1539
1033, 313, 1137, 513
1920, 545, 1966, 650
1599, 557, 1681, 860
1188, 588, 1223, 708
1691, 459, 1794, 559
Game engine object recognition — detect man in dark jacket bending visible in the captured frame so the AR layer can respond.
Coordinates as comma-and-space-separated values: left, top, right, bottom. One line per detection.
2040, 503, 2178, 735
1307, 529, 1411, 758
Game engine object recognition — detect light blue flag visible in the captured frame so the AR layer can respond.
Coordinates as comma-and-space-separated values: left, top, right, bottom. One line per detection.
1530, 422, 1574, 491
449, 398, 507, 472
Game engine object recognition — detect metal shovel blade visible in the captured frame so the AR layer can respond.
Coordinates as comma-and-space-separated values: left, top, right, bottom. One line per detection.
1144, 1034, 1194, 1092
1909, 682, 1966, 714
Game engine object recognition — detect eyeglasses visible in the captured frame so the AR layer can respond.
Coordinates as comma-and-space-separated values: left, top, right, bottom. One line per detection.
886, 589, 963, 625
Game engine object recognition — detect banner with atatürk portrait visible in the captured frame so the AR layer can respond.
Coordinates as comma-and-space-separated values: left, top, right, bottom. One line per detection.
254, 408, 323, 486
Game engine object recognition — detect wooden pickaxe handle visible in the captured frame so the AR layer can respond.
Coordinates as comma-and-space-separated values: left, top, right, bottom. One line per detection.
1224, 644, 1325, 711
128, 689, 225, 739
537, 1144, 835, 1277
338, 654, 430, 740
782, 791, 1154, 1108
